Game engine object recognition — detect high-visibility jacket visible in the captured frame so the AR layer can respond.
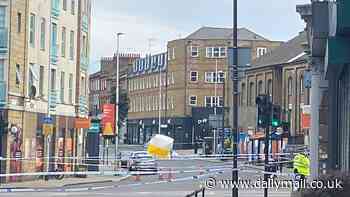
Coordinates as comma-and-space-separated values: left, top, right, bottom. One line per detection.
293, 153, 310, 176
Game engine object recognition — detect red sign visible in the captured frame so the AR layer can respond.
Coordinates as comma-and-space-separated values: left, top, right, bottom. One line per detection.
75, 118, 91, 129
102, 104, 116, 136
301, 113, 311, 129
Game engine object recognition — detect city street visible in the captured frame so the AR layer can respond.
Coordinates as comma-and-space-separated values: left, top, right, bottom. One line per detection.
0, 158, 292, 197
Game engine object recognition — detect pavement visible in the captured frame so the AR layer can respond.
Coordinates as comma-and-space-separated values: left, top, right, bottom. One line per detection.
0, 175, 130, 189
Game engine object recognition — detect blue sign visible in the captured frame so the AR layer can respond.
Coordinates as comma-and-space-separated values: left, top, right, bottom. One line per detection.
131, 52, 167, 76
43, 117, 53, 124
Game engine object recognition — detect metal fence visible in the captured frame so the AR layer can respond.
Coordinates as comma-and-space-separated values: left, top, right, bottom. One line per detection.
185, 187, 205, 197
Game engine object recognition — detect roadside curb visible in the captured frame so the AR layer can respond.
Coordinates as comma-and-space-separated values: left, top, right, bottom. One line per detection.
0, 175, 131, 193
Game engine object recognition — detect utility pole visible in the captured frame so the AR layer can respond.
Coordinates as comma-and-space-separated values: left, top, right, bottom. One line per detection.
232, 0, 239, 196
115, 32, 124, 166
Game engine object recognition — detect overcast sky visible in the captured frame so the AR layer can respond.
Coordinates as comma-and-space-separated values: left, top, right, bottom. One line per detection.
89, 0, 310, 73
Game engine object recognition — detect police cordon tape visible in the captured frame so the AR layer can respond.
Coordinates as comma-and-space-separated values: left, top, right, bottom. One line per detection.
0, 163, 294, 178
0, 152, 296, 161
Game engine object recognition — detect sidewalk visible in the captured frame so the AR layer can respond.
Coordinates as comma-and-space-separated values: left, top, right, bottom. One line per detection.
0, 175, 130, 189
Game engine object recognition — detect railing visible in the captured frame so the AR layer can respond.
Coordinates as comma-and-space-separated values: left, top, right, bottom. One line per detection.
49, 89, 58, 113
50, 44, 58, 65
82, 15, 89, 32
0, 28, 8, 53
0, 81, 6, 106
79, 96, 88, 115
51, 0, 60, 18
185, 188, 205, 197
80, 55, 89, 71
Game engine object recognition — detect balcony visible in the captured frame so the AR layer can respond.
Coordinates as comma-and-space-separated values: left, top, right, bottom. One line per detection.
51, 0, 60, 18
50, 44, 58, 65
82, 15, 89, 33
0, 81, 6, 106
79, 96, 88, 115
49, 89, 57, 113
80, 55, 89, 71
0, 28, 8, 54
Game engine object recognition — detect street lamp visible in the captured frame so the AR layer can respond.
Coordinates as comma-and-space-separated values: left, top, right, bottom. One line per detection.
115, 32, 124, 164
232, 0, 239, 197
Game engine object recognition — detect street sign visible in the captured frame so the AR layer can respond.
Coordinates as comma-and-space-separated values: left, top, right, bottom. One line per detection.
43, 116, 53, 124
43, 124, 53, 136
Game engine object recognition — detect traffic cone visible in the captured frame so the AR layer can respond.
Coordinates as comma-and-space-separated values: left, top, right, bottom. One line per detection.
133, 173, 141, 181
199, 165, 204, 175
159, 169, 164, 180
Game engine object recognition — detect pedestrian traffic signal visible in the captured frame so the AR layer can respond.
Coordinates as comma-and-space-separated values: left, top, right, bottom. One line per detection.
271, 105, 281, 127
256, 95, 272, 128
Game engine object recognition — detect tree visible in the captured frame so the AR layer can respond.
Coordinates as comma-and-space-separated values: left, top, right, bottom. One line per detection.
110, 88, 129, 131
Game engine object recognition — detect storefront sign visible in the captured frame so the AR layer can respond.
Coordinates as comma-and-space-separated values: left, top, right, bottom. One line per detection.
75, 118, 91, 129
102, 104, 116, 136
89, 122, 100, 133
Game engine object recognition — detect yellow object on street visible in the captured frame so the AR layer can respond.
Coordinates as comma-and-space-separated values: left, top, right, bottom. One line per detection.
147, 134, 174, 158
293, 153, 310, 176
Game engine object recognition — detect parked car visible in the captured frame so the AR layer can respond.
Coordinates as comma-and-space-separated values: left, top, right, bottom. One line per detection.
120, 152, 131, 169
128, 151, 158, 172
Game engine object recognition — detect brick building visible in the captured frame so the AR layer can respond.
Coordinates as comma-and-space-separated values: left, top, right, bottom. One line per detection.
89, 53, 139, 142
126, 27, 282, 148
238, 31, 311, 156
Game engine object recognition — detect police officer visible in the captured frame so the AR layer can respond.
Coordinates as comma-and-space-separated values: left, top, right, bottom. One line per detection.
293, 152, 310, 190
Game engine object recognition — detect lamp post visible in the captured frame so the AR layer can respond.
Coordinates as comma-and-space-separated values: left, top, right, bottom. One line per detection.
232, 0, 239, 196
115, 32, 124, 165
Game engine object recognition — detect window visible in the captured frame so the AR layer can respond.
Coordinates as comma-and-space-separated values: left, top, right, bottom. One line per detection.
61, 27, 66, 57
60, 72, 65, 103
267, 79, 273, 96
82, 35, 87, 57
218, 71, 225, 83
29, 13, 36, 47
69, 30, 74, 60
249, 82, 254, 106
28, 64, 35, 96
205, 71, 224, 83
51, 69, 56, 90
16, 64, 21, 85
205, 96, 223, 107
189, 96, 197, 106
258, 80, 263, 95
190, 71, 198, 82
191, 46, 199, 57
63, 0, 67, 11
257, 47, 267, 58
172, 48, 175, 59
288, 77, 293, 96
205, 72, 215, 83
17, 12, 21, 33
81, 77, 86, 95
71, 0, 75, 15
51, 23, 58, 57
39, 66, 44, 96
241, 83, 246, 106
300, 75, 304, 95
40, 18, 46, 50
206, 47, 226, 58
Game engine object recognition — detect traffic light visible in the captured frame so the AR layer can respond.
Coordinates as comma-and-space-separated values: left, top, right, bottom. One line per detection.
271, 105, 281, 127
256, 95, 272, 128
